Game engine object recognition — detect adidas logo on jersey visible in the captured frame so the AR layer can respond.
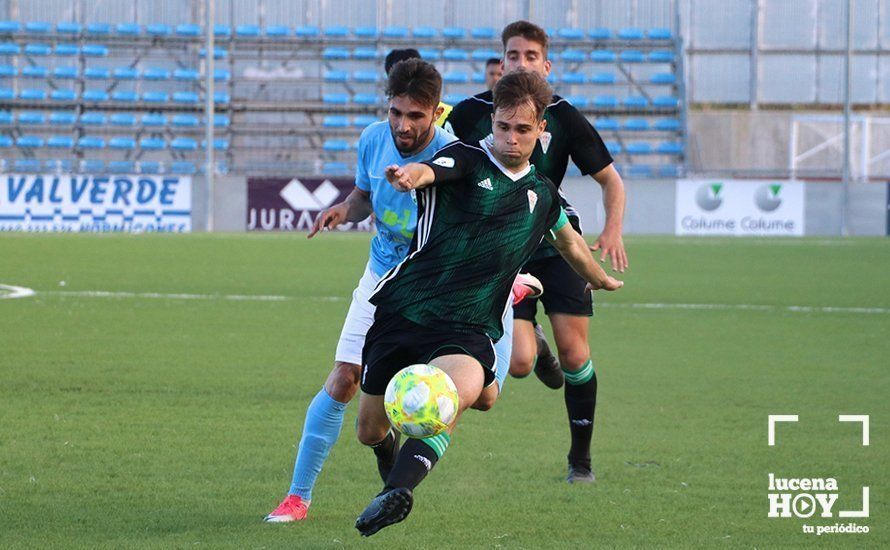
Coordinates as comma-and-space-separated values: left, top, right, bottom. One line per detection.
477, 178, 493, 190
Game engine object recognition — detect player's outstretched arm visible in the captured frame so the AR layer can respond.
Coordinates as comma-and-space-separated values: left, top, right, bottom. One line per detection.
384, 163, 435, 192
589, 164, 629, 272
548, 224, 624, 291
307, 187, 371, 238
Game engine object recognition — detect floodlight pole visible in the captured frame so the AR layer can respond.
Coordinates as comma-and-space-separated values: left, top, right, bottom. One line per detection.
841, 0, 853, 236
205, 0, 215, 232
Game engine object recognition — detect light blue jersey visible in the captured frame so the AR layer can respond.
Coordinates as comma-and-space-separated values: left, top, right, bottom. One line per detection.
355, 121, 456, 277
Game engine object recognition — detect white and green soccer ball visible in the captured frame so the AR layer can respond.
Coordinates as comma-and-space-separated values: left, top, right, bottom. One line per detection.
384, 364, 459, 438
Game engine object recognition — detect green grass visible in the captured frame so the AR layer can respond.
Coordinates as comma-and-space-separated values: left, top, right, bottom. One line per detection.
0, 233, 887, 548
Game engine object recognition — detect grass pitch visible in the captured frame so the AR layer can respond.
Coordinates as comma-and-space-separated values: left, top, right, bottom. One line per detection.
0, 233, 887, 548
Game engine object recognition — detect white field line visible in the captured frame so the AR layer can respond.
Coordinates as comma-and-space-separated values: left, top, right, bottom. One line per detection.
2, 284, 888, 314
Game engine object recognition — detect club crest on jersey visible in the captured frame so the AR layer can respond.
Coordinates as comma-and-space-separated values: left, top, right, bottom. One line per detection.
539, 131, 552, 154
527, 190, 538, 212
477, 178, 493, 190
432, 157, 455, 168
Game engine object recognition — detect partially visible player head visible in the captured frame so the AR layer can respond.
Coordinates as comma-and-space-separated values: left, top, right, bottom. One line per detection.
485, 57, 503, 90
384, 48, 421, 75
489, 70, 552, 169
385, 58, 444, 155
500, 20, 551, 78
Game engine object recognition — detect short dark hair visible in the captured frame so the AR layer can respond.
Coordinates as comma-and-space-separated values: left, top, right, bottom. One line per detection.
485, 57, 501, 67
384, 48, 421, 75
385, 58, 442, 109
501, 20, 549, 56
492, 70, 552, 121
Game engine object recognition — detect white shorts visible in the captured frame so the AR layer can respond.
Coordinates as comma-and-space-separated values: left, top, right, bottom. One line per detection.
334, 263, 381, 366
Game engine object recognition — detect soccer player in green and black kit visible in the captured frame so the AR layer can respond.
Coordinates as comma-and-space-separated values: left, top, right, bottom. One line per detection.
353, 70, 623, 536
444, 20, 629, 483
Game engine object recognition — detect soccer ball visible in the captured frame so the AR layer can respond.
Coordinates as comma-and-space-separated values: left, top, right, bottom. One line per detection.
384, 364, 459, 438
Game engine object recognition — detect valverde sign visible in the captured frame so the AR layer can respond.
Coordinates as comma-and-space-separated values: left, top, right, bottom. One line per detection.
675, 179, 805, 236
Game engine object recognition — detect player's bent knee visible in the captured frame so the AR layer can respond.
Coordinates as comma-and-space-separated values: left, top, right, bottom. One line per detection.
325, 362, 362, 402
509, 355, 534, 378
355, 420, 389, 446
558, 349, 591, 372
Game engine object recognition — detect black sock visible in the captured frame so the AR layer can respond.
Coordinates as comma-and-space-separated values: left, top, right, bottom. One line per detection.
384, 436, 447, 492
371, 430, 399, 479
563, 360, 597, 465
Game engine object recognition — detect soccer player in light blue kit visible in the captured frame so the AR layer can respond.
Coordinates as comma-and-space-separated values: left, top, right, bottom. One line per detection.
265, 59, 536, 522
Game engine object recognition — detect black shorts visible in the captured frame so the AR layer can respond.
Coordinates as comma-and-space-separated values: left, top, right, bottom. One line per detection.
360, 309, 496, 395
513, 254, 594, 323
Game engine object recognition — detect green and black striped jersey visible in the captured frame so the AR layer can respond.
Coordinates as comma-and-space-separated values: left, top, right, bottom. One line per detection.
370, 138, 568, 341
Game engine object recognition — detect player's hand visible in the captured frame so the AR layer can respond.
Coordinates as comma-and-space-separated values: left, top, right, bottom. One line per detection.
385, 164, 414, 192
585, 276, 624, 292
307, 202, 348, 238
590, 229, 628, 273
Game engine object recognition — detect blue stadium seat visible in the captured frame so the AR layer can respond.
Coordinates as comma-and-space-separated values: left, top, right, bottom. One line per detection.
49, 111, 76, 125
22, 66, 48, 78
0, 87, 14, 99
15, 159, 42, 172
110, 113, 136, 126
413, 27, 437, 39
0, 134, 12, 146
143, 67, 171, 81
111, 67, 139, 80
658, 164, 681, 177
0, 64, 15, 76
141, 113, 166, 126
651, 73, 676, 85
605, 141, 622, 155
353, 93, 378, 105
146, 24, 172, 37
588, 28, 611, 40
443, 48, 468, 61
383, 26, 409, 39
140, 137, 165, 150
53, 66, 78, 79
235, 25, 261, 38
654, 118, 681, 132
619, 50, 645, 63
265, 25, 289, 38
657, 142, 683, 155
324, 70, 349, 82
557, 28, 584, 40
82, 44, 108, 57
322, 93, 349, 104
108, 160, 136, 173
25, 43, 52, 56
18, 111, 44, 124
51, 89, 76, 101
47, 135, 74, 148
589, 72, 616, 84
214, 68, 231, 81
173, 91, 200, 104
648, 50, 674, 63
141, 91, 168, 103
86, 67, 112, 79
0, 111, 12, 124
323, 47, 349, 60
109, 136, 136, 150
353, 115, 377, 127
626, 142, 652, 154
444, 71, 469, 84
213, 91, 230, 104
442, 27, 465, 39
295, 25, 319, 38
171, 161, 197, 174
0, 21, 21, 34
472, 72, 485, 84
20, 88, 47, 100
353, 47, 377, 60
112, 90, 138, 102
565, 95, 589, 108
593, 95, 618, 108
561, 72, 585, 84
471, 48, 499, 61
443, 93, 466, 105
214, 25, 232, 37
80, 112, 106, 125
623, 119, 649, 131
116, 23, 141, 36
595, 118, 619, 131
322, 162, 349, 174
55, 43, 79, 56
352, 70, 378, 82
653, 95, 679, 108
590, 50, 616, 63
211, 114, 230, 128
25, 21, 51, 33
623, 96, 649, 108
561, 49, 586, 63
139, 161, 161, 174
171, 137, 198, 151
174, 68, 199, 81
199, 47, 227, 59
0, 42, 20, 54
323, 26, 349, 37
648, 28, 673, 40
323, 115, 349, 128
618, 28, 644, 40
176, 24, 201, 37
17, 135, 44, 147
546, 74, 558, 84
204, 138, 229, 150
417, 48, 440, 61
172, 114, 199, 127
471, 27, 496, 39
323, 139, 350, 152
86, 23, 111, 35
626, 164, 652, 177
353, 26, 377, 38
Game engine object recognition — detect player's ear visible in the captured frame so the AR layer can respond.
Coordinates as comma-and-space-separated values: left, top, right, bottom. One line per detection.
543, 59, 552, 76
538, 117, 547, 135
433, 104, 444, 121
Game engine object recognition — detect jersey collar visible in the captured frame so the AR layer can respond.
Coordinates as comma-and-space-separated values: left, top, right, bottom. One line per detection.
480, 135, 533, 182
